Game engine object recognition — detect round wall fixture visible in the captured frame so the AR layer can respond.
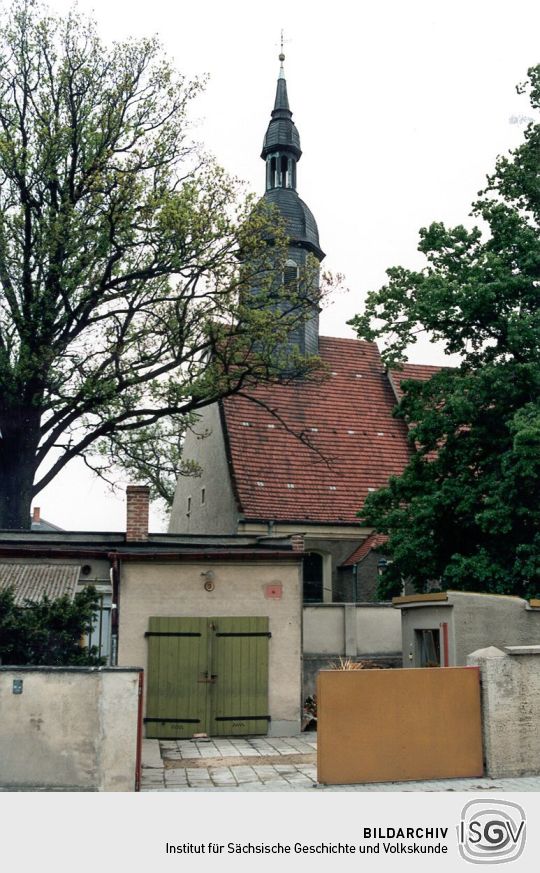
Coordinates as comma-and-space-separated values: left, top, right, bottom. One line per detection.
204, 580, 215, 592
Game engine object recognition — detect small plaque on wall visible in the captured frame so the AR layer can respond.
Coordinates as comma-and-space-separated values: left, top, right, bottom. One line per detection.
264, 583, 283, 600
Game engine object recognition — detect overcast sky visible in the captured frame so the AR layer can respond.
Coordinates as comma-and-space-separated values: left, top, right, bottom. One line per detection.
30, 0, 540, 531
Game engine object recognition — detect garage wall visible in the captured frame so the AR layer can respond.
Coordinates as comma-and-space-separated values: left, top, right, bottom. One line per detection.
117, 559, 302, 736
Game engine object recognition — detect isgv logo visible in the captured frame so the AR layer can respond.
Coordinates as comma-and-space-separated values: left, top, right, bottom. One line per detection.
458, 799, 526, 864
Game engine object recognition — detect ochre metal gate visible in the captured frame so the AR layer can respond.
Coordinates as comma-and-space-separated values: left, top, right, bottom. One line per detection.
144, 616, 270, 738
317, 666, 484, 784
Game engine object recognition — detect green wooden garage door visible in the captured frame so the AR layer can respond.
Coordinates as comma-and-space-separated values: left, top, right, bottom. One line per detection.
145, 616, 270, 739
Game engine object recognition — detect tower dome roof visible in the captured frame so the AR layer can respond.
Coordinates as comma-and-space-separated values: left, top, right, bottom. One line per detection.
261, 117, 301, 159
263, 188, 325, 260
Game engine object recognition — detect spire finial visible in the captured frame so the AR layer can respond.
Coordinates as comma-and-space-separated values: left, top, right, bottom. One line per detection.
278, 30, 285, 79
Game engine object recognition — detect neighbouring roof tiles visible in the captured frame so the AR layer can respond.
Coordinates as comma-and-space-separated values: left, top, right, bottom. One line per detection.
0, 563, 80, 604
342, 532, 389, 566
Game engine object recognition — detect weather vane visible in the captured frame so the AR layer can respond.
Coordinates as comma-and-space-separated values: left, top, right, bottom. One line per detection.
278, 29, 290, 76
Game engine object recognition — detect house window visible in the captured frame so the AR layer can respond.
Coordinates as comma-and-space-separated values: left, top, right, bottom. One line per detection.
87, 591, 113, 664
415, 629, 441, 667
303, 552, 324, 603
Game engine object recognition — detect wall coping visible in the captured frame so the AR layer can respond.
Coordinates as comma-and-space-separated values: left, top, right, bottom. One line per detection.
392, 592, 448, 606
504, 645, 540, 655
0, 665, 143, 673
304, 652, 401, 659
303, 602, 395, 609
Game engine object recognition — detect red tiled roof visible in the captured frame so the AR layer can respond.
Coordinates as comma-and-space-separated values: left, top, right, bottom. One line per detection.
222, 337, 416, 524
341, 532, 389, 566
388, 363, 442, 401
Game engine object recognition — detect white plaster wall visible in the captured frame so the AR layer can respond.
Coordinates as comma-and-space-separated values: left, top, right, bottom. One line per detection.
0, 668, 141, 791
117, 560, 302, 734
468, 647, 540, 778
303, 605, 344, 653
98, 670, 142, 791
168, 403, 238, 534
303, 604, 401, 656
356, 605, 401, 653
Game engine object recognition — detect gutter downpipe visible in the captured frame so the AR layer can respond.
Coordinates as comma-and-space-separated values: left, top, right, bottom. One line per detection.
352, 562, 359, 604
109, 552, 120, 665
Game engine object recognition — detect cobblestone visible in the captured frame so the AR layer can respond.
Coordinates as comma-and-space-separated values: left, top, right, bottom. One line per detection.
140, 734, 540, 792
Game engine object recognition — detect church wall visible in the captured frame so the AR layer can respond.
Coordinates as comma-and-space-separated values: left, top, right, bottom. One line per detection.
304, 536, 365, 602
337, 551, 389, 603
168, 403, 238, 535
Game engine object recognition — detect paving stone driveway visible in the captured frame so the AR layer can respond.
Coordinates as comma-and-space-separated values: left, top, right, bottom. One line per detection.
141, 734, 540, 792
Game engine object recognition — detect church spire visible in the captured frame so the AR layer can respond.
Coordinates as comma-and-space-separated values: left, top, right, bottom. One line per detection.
273, 46, 290, 113
261, 49, 302, 189
258, 45, 325, 357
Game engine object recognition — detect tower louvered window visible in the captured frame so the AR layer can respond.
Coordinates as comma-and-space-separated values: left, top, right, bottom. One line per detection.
283, 262, 298, 287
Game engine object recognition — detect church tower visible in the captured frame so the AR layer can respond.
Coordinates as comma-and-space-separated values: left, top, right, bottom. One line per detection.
260, 50, 325, 356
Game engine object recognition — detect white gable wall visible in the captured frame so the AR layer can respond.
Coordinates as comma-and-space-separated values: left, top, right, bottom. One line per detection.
169, 403, 238, 534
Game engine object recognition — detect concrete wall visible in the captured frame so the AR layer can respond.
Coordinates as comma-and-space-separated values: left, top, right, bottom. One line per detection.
0, 667, 141, 791
468, 646, 540, 778
302, 604, 402, 696
117, 559, 302, 736
399, 592, 540, 667
169, 403, 238, 534
303, 603, 401, 656
453, 593, 540, 665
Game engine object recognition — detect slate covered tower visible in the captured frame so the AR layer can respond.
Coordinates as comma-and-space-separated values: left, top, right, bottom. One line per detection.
260, 50, 325, 356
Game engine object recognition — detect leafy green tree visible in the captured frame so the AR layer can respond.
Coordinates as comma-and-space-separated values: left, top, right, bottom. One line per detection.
350, 65, 540, 599
0, 584, 103, 665
0, 0, 328, 528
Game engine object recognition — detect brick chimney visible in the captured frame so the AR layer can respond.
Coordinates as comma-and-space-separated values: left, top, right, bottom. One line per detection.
32, 507, 41, 524
290, 534, 304, 553
126, 486, 150, 542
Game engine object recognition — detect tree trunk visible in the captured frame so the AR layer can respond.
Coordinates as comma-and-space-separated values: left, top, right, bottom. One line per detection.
0, 409, 41, 530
